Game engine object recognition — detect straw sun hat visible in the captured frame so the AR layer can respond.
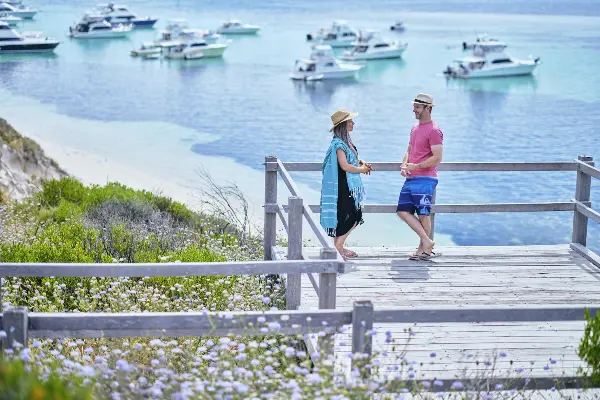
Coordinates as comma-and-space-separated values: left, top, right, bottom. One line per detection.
411, 93, 435, 107
329, 108, 358, 132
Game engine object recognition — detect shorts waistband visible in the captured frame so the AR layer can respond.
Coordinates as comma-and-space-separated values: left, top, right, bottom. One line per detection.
406, 177, 438, 182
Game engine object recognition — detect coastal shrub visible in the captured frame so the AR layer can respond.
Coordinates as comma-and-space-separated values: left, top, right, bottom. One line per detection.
0, 357, 93, 400
579, 308, 600, 385
36, 177, 87, 208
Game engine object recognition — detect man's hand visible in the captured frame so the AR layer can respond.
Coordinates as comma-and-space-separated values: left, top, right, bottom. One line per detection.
400, 163, 411, 177
405, 163, 420, 171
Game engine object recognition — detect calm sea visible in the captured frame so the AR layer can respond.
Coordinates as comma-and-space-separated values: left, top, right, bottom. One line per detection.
0, 0, 599, 250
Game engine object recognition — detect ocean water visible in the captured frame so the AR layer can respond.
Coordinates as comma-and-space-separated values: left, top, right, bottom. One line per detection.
0, 0, 599, 250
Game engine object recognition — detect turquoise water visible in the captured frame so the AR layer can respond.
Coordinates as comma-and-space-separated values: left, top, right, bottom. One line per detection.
0, 0, 599, 250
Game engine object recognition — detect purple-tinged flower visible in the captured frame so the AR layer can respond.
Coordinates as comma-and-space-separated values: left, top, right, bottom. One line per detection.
495, 383, 503, 390
422, 381, 431, 388
499, 351, 507, 357
434, 380, 444, 387
550, 359, 557, 364
551, 387, 556, 392
452, 381, 463, 390
430, 352, 436, 358
544, 365, 550, 370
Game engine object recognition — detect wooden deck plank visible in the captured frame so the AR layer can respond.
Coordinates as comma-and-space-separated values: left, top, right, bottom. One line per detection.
294, 245, 598, 380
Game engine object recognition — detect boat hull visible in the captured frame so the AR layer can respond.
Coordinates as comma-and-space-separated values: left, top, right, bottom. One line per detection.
10, 10, 36, 19
165, 45, 227, 59
0, 41, 59, 53
447, 63, 538, 79
217, 27, 259, 34
109, 18, 157, 28
0, 18, 21, 26
290, 67, 360, 81
340, 47, 406, 61
316, 39, 354, 48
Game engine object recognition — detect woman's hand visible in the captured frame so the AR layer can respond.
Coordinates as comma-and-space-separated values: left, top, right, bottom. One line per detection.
358, 165, 371, 174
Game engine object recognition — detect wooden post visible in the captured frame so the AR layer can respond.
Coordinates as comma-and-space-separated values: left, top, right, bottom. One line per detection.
351, 300, 374, 378
286, 196, 303, 310
430, 187, 437, 240
264, 155, 278, 261
572, 155, 593, 246
2, 306, 28, 350
319, 248, 337, 310
317, 248, 338, 361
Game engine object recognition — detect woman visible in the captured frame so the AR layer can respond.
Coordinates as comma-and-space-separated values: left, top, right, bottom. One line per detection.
320, 108, 371, 260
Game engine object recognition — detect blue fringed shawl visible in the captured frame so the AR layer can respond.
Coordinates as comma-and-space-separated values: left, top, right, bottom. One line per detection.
319, 137, 366, 236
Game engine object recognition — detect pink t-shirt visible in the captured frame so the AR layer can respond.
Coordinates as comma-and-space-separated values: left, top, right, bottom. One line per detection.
408, 121, 444, 177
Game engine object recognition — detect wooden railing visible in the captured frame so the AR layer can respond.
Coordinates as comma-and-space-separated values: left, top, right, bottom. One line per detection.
265, 155, 599, 271
0, 154, 598, 391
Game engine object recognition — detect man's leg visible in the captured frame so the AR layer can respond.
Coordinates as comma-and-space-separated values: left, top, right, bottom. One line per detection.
397, 211, 434, 250
397, 179, 434, 256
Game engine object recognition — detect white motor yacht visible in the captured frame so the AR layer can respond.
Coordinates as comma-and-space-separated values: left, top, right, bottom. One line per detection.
216, 19, 260, 34
306, 20, 358, 48
0, 2, 36, 19
0, 12, 21, 26
155, 18, 222, 45
340, 30, 407, 61
290, 44, 363, 81
68, 13, 133, 39
462, 34, 507, 51
444, 45, 540, 78
161, 38, 228, 59
0, 21, 59, 53
95, 3, 158, 28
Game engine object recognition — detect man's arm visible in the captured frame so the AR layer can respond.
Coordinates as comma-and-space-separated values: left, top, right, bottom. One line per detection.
417, 145, 443, 169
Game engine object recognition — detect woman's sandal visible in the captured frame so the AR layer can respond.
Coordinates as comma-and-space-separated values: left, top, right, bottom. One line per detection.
343, 249, 358, 258
408, 248, 422, 260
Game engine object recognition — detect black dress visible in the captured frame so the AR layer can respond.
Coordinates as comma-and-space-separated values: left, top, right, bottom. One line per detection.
327, 146, 364, 238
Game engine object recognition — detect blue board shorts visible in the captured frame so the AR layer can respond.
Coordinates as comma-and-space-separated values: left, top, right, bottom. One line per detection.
396, 177, 438, 216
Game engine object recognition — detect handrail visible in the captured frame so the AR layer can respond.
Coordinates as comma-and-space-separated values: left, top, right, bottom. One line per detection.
576, 159, 600, 180
281, 161, 580, 172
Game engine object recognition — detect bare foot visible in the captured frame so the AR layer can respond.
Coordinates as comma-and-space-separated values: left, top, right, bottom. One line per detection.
343, 248, 358, 257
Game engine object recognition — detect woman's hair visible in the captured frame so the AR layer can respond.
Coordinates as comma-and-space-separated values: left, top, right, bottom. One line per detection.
332, 120, 357, 158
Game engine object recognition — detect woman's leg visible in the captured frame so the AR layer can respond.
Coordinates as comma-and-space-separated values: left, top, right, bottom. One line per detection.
334, 222, 358, 257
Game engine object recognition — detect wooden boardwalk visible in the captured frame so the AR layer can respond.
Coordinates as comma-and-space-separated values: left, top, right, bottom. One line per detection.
291, 244, 600, 381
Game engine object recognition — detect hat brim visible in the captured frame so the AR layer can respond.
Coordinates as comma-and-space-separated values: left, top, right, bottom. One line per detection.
411, 100, 435, 107
329, 111, 358, 132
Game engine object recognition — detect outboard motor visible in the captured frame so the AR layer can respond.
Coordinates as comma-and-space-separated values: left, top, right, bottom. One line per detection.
306, 33, 313, 41
534, 57, 540, 63
462, 41, 467, 50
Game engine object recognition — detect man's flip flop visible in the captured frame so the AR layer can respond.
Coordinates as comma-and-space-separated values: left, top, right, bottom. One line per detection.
419, 251, 441, 260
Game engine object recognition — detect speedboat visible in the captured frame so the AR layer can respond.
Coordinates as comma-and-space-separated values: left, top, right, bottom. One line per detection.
443, 45, 540, 78
290, 44, 363, 81
130, 41, 161, 57
155, 18, 222, 45
161, 38, 228, 59
216, 19, 260, 34
0, 12, 21, 26
462, 34, 507, 51
68, 13, 133, 39
95, 3, 158, 28
390, 21, 405, 31
0, 2, 36, 19
339, 30, 407, 61
306, 20, 358, 48
0, 21, 59, 53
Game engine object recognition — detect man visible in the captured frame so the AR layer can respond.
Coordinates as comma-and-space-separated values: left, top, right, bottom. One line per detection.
397, 93, 444, 260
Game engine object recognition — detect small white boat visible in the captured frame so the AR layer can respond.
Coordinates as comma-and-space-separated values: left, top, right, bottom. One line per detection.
340, 30, 407, 61
290, 44, 363, 81
306, 20, 358, 48
0, 21, 59, 53
390, 21, 405, 31
216, 19, 260, 34
130, 41, 161, 56
161, 39, 228, 59
155, 18, 222, 45
68, 13, 133, 39
0, 1, 36, 19
462, 34, 507, 51
95, 3, 158, 28
0, 11, 21, 26
443, 45, 540, 79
